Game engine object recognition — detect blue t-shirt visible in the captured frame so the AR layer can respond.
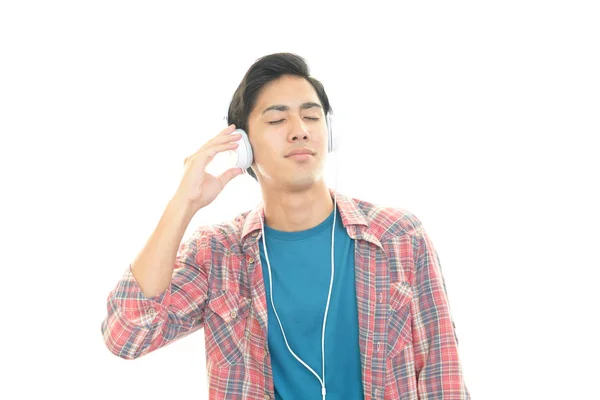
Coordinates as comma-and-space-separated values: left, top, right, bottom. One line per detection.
259, 207, 364, 399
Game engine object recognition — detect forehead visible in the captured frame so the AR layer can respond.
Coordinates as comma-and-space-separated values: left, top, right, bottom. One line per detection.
254, 75, 321, 110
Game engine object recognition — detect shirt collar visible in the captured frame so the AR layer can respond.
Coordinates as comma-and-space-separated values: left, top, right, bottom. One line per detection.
241, 188, 372, 246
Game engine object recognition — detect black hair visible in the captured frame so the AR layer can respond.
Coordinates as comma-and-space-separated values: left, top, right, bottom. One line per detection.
227, 52, 332, 181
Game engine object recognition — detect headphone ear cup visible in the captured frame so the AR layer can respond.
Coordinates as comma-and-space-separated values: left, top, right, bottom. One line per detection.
327, 113, 334, 153
232, 129, 253, 169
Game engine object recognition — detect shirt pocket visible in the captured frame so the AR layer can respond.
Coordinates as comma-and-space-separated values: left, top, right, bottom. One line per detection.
205, 290, 252, 368
387, 281, 413, 359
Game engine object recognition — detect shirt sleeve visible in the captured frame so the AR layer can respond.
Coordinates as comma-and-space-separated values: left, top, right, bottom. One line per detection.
411, 221, 471, 399
101, 227, 211, 360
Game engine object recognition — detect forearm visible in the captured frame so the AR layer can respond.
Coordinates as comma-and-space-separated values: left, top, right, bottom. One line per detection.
102, 214, 210, 360
131, 196, 197, 298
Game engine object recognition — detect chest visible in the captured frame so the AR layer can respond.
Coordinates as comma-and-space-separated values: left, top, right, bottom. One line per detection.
205, 235, 415, 341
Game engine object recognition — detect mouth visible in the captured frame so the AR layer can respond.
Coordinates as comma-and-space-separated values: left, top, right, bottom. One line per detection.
287, 153, 313, 161
285, 148, 315, 158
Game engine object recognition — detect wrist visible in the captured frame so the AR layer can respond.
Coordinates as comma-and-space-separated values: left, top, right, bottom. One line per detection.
168, 195, 198, 222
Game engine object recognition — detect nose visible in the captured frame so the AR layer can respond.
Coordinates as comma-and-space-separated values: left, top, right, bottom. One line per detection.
287, 115, 311, 144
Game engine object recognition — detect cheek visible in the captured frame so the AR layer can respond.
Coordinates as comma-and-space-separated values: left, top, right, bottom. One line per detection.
254, 137, 282, 161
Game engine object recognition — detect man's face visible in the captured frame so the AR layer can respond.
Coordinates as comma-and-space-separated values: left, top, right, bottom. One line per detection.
247, 74, 328, 189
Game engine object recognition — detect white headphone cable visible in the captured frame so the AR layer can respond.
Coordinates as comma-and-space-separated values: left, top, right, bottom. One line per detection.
260, 144, 339, 400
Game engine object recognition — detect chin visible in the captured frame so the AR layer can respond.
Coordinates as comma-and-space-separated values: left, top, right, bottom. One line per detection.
286, 171, 323, 187
260, 164, 324, 187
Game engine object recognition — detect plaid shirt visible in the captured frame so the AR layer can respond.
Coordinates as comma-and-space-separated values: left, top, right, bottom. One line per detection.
102, 190, 470, 399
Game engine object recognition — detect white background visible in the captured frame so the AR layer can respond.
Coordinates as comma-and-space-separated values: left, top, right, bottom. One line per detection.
1, 1, 598, 399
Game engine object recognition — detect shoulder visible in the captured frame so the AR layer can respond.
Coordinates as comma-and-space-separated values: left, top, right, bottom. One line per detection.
184, 209, 252, 256
346, 194, 424, 241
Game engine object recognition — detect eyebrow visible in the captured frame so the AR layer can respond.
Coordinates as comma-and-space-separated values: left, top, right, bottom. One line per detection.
261, 102, 322, 115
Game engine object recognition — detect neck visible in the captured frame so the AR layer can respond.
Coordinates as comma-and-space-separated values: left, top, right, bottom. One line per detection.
261, 182, 334, 232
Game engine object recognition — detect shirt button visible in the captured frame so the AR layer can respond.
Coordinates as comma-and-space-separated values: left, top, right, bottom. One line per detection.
147, 308, 156, 316
249, 257, 254, 263
264, 394, 270, 400
252, 232, 258, 238
230, 310, 237, 319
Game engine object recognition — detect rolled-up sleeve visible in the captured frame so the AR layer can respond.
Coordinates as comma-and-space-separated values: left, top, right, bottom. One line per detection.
101, 228, 210, 360
411, 222, 470, 399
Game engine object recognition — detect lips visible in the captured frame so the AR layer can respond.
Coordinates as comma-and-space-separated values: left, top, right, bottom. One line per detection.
286, 148, 315, 157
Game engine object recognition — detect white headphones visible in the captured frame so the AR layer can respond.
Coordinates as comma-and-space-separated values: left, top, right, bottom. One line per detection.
230, 113, 334, 170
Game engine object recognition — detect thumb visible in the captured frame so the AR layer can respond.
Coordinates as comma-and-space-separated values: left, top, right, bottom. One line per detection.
218, 168, 244, 187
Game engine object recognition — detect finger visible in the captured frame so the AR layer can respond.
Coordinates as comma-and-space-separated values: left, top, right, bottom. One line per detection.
217, 124, 237, 137
195, 141, 239, 169
210, 131, 243, 145
187, 132, 241, 163
184, 141, 238, 167
193, 133, 241, 159
218, 167, 244, 187
202, 128, 242, 151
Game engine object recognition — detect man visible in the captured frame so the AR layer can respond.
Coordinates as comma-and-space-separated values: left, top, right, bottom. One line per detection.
102, 53, 470, 399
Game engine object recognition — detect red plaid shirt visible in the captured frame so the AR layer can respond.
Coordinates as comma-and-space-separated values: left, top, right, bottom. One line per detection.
102, 190, 470, 399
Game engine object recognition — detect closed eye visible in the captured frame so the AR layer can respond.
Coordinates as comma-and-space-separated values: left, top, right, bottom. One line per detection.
268, 117, 320, 125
